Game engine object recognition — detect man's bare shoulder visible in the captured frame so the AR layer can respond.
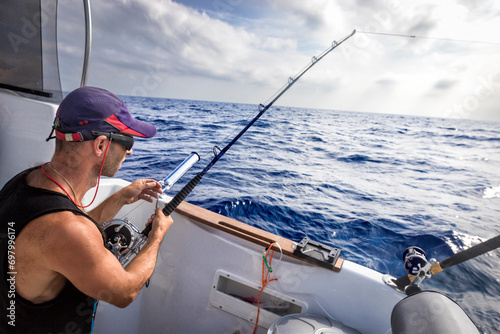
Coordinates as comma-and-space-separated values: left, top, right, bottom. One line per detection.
18, 210, 102, 253
14, 210, 105, 302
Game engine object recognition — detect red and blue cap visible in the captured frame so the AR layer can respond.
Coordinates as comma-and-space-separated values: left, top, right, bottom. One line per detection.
46, 86, 156, 142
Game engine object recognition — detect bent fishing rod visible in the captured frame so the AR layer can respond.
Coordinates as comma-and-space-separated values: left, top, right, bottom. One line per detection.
141, 29, 357, 236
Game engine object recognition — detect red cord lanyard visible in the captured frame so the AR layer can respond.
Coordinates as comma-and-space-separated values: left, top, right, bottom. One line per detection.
41, 140, 111, 208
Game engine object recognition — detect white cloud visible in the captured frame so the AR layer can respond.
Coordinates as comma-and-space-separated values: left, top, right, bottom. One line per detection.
57, 0, 500, 121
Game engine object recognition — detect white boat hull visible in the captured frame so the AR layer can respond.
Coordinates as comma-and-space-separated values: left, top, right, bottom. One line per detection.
90, 179, 403, 334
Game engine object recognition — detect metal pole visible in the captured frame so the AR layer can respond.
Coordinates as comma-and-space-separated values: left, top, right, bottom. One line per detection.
80, 0, 92, 87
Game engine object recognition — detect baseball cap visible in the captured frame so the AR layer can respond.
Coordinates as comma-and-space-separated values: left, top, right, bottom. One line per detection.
46, 86, 156, 142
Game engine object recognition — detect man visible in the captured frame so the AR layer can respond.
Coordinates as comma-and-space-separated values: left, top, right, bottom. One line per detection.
0, 86, 172, 333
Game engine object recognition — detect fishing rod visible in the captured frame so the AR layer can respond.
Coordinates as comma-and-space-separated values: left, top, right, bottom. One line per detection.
141, 29, 357, 236
386, 234, 500, 294
102, 29, 356, 263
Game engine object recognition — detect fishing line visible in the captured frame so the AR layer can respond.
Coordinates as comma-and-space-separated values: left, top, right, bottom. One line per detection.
357, 30, 500, 46
212, 106, 260, 157
266, 280, 339, 324
141, 29, 357, 236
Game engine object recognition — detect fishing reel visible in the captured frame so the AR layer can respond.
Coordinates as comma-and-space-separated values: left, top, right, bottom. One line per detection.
402, 246, 437, 293
101, 152, 201, 266
103, 218, 147, 266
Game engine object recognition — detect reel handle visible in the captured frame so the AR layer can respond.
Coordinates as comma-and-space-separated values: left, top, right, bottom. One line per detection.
141, 173, 203, 236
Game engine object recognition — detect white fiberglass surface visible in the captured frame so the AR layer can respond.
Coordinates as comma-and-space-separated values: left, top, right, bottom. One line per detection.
0, 93, 56, 188
92, 180, 403, 334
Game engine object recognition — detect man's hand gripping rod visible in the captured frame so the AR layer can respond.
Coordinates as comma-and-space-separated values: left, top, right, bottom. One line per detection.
142, 29, 356, 237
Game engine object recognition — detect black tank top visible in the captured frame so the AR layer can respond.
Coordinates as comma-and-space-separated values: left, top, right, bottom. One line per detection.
0, 167, 102, 334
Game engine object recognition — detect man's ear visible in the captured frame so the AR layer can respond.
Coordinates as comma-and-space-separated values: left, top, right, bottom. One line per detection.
92, 135, 109, 156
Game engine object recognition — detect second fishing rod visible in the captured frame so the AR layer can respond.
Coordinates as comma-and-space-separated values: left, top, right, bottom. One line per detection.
142, 29, 357, 236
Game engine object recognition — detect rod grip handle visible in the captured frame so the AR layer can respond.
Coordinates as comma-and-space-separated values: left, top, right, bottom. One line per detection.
141, 173, 203, 236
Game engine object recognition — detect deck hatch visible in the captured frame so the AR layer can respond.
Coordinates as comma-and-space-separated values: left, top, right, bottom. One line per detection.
209, 270, 304, 328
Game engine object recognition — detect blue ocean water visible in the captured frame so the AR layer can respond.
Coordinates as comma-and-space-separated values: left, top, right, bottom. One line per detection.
117, 96, 500, 333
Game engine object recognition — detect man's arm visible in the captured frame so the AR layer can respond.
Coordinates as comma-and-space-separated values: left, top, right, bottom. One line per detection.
88, 179, 162, 223
46, 207, 171, 308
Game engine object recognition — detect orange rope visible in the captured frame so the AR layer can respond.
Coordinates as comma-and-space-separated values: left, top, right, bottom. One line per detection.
253, 243, 278, 334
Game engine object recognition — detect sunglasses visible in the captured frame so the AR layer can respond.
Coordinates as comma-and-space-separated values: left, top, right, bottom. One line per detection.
92, 131, 134, 151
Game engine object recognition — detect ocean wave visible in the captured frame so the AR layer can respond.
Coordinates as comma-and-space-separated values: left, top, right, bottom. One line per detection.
443, 230, 486, 253
483, 186, 500, 199
116, 96, 500, 333
337, 154, 383, 164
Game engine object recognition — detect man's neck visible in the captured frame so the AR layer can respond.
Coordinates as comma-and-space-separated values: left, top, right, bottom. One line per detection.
28, 160, 97, 208
51, 161, 96, 200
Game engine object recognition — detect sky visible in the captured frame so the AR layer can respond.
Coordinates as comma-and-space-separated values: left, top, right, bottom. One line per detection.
57, 0, 500, 121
